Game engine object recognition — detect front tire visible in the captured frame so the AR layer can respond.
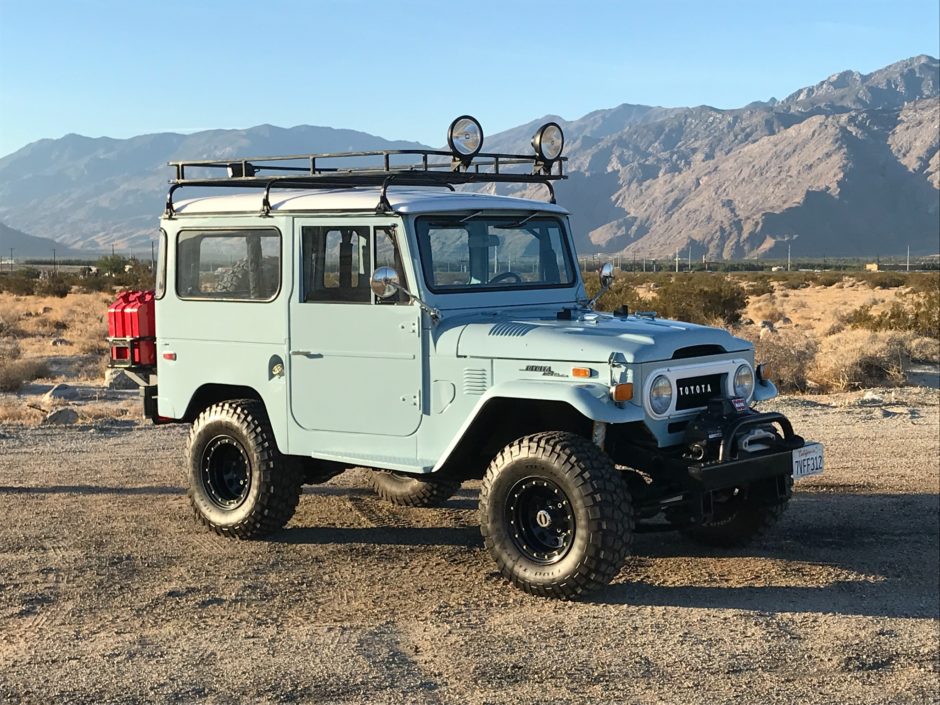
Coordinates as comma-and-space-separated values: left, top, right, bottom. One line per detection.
680, 479, 791, 547
187, 400, 302, 538
479, 432, 633, 599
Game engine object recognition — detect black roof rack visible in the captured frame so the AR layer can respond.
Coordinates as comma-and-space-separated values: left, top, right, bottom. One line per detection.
165, 148, 566, 217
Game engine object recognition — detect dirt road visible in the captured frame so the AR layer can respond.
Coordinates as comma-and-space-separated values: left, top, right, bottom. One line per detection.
1, 387, 937, 704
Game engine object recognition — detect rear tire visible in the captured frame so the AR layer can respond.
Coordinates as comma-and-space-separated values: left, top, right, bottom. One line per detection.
479, 432, 633, 599
187, 400, 302, 538
369, 470, 461, 507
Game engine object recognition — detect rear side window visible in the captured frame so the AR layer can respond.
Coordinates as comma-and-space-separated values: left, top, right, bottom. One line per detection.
176, 229, 281, 301
155, 229, 167, 299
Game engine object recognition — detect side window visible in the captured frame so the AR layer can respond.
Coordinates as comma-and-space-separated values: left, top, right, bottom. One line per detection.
302, 226, 372, 303
155, 229, 167, 299
176, 229, 280, 301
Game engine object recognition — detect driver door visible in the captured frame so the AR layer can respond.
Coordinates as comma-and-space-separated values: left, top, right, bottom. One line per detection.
288, 220, 423, 437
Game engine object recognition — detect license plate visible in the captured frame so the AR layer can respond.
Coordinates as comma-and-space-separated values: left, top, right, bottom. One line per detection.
792, 443, 824, 479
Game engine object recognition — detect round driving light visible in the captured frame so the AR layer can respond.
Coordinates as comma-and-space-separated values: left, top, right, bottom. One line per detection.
734, 364, 755, 399
447, 115, 483, 158
649, 375, 673, 415
532, 122, 565, 161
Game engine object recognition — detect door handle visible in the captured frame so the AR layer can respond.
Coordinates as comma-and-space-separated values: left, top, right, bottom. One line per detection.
290, 350, 318, 357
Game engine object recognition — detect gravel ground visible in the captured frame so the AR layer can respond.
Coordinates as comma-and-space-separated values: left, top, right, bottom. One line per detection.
0, 387, 937, 704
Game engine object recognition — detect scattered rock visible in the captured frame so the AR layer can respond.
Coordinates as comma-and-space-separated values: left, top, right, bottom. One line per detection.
43, 383, 79, 402
858, 391, 884, 406
43, 408, 79, 425
759, 326, 777, 340
741, 318, 754, 326
38, 306, 52, 315
105, 369, 139, 390
759, 320, 775, 329
780, 316, 793, 325
50, 338, 71, 347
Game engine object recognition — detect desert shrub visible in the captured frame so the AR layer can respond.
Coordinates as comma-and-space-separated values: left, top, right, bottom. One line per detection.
0, 276, 36, 296
740, 329, 819, 393
815, 272, 844, 287
588, 272, 748, 326
0, 359, 50, 392
34, 277, 71, 298
649, 274, 748, 325
77, 276, 114, 294
0, 339, 21, 360
860, 272, 907, 289
584, 273, 646, 313
907, 336, 940, 363
845, 273, 939, 338
810, 330, 909, 391
744, 277, 774, 297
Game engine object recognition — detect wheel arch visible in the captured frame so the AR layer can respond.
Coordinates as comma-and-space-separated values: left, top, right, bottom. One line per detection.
433, 397, 593, 481
433, 380, 645, 481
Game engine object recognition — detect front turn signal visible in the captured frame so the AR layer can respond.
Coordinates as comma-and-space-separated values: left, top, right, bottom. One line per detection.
757, 363, 772, 383
611, 383, 633, 402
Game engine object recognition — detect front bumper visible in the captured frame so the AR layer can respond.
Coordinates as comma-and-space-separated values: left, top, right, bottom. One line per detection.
689, 447, 798, 490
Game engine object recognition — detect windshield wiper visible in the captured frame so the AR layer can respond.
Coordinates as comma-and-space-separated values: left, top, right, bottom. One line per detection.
458, 211, 486, 223
501, 211, 540, 228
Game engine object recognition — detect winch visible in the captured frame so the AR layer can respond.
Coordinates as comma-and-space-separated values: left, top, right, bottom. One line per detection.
682, 397, 800, 462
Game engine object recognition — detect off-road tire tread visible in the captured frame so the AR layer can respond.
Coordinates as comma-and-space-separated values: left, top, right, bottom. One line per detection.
479, 431, 634, 600
369, 471, 461, 507
680, 500, 789, 548
187, 399, 302, 539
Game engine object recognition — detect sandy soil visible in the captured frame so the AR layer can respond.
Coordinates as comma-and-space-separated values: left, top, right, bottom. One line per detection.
0, 386, 937, 704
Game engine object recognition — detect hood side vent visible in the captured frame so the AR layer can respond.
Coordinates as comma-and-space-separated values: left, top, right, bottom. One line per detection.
463, 368, 489, 395
488, 322, 537, 337
672, 344, 726, 360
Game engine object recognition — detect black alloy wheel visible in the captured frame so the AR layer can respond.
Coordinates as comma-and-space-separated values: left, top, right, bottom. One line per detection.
506, 476, 575, 564
201, 435, 252, 509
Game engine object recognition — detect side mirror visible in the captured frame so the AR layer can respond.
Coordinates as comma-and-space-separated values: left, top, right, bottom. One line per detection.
599, 262, 614, 287
371, 266, 400, 299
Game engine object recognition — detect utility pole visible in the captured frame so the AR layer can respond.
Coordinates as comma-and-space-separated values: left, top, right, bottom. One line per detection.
703, 253, 708, 272
688, 246, 692, 272
8, 248, 12, 273
787, 243, 791, 272
675, 248, 679, 273
907, 245, 910, 272
52, 248, 56, 276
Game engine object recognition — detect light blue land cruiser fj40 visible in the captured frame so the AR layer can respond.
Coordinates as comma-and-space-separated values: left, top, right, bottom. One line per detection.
113, 116, 823, 599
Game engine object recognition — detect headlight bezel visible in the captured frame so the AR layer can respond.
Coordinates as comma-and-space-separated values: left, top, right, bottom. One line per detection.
648, 374, 673, 415
733, 363, 755, 399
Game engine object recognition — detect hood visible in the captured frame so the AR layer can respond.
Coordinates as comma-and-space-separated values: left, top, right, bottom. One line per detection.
446, 310, 748, 364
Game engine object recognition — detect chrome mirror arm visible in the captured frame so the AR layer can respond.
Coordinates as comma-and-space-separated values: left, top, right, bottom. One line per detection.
586, 262, 615, 310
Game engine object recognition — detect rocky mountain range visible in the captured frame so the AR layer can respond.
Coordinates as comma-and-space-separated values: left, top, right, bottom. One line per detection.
0, 55, 937, 258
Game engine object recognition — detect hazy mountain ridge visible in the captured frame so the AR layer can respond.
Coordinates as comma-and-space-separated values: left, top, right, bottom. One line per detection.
0, 221, 82, 258
0, 55, 936, 257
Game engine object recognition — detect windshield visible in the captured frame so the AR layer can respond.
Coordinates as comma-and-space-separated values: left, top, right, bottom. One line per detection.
414, 215, 576, 293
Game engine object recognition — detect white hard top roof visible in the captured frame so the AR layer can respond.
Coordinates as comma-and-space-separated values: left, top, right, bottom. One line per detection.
172, 187, 569, 216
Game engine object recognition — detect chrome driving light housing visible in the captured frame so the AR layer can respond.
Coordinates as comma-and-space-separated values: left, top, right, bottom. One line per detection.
649, 375, 673, 415
447, 115, 483, 165
531, 122, 565, 162
734, 363, 755, 399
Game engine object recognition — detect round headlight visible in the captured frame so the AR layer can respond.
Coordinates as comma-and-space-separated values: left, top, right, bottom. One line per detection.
649, 375, 673, 415
734, 364, 755, 399
447, 115, 483, 158
531, 122, 565, 161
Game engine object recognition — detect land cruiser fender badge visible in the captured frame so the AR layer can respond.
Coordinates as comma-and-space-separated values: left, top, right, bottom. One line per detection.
732, 397, 748, 413
521, 365, 565, 377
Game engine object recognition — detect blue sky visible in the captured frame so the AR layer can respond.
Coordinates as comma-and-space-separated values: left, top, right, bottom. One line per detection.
0, 0, 937, 158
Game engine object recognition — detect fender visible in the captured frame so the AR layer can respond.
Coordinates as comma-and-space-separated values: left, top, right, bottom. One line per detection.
432, 379, 645, 472
754, 378, 778, 402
